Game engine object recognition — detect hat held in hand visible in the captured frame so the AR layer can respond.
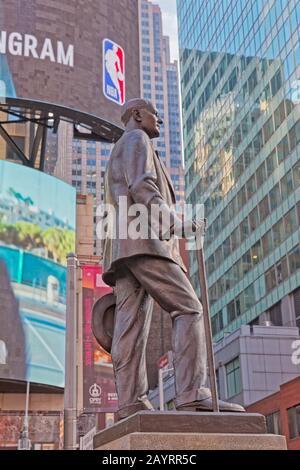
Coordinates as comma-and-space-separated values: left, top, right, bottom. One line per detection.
91, 293, 116, 354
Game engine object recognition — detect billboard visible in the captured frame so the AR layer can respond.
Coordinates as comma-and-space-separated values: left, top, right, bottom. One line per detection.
0, 160, 76, 387
82, 265, 118, 413
0, 0, 140, 128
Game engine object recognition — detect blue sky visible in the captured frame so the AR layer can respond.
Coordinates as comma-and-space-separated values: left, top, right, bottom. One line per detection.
154, 0, 179, 61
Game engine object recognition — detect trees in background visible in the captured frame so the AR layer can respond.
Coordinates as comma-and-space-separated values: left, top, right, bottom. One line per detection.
0, 219, 75, 265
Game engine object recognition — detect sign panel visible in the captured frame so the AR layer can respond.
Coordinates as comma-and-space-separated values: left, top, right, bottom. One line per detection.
0, 0, 139, 128
82, 265, 118, 413
79, 426, 96, 450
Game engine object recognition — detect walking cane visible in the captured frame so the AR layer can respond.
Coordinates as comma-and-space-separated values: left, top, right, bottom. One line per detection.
195, 220, 219, 412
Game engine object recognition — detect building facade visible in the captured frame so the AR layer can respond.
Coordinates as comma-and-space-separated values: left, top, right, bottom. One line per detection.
177, 0, 300, 340
214, 324, 300, 407
0, 0, 140, 128
148, 324, 300, 412
247, 376, 300, 450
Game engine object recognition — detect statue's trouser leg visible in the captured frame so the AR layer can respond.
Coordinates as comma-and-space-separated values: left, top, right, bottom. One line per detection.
112, 268, 154, 417
117, 256, 210, 412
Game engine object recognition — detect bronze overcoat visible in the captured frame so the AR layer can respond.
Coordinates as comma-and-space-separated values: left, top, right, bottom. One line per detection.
101, 129, 186, 286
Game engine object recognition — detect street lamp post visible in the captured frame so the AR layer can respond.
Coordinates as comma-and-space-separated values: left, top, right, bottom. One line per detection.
64, 253, 78, 450
18, 381, 31, 450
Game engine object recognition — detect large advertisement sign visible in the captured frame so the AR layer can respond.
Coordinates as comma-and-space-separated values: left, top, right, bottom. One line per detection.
0, 161, 76, 387
82, 265, 118, 413
0, 0, 140, 127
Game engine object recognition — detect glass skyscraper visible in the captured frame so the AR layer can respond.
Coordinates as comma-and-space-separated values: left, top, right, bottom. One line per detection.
177, 0, 300, 341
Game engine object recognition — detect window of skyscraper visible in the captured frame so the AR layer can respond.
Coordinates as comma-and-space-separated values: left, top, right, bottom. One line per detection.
269, 183, 281, 211
225, 357, 242, 398
266, 150, 277, 177
288, 246, 300, 275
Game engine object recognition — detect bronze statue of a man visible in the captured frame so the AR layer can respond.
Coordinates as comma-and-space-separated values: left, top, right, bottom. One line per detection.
101, 98, 244, 419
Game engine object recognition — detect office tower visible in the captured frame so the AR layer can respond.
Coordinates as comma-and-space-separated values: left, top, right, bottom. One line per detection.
140, 0, 185, 203
177, 1, 300, 340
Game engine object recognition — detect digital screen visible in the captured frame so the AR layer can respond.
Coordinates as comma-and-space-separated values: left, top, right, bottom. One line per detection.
0, 160, 76, 387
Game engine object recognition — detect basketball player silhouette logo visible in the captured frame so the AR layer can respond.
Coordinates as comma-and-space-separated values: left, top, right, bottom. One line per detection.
103, 39, 125, 105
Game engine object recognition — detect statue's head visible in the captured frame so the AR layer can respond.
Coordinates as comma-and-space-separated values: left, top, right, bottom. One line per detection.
121, 98, 163, 139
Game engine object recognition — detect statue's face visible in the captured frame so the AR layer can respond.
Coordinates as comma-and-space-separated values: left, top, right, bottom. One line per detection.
139, 104, 163, 139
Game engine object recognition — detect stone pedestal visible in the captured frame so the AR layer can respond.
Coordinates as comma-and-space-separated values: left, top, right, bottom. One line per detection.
94, 411, 287, 450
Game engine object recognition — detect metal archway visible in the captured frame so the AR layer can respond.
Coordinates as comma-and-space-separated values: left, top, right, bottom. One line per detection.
0, 97, 124, 170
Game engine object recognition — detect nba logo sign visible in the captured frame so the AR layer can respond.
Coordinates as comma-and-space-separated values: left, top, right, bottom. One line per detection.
103, 39, 125, 106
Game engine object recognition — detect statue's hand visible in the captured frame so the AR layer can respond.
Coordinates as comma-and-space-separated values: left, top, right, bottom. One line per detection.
184, 218, 206, 238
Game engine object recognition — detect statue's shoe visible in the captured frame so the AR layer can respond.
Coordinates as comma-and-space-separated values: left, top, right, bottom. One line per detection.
176, 397, 245, 413
117, 395, 155, 420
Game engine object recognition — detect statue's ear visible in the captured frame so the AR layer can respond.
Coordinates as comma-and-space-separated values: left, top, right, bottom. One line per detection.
132, 108, 142, 123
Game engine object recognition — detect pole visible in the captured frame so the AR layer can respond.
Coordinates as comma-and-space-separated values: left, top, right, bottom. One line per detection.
64, 253, 78, 450
158, 368, 164, 411
196, 229, 219, 413
18, 381, 31, 450
24, 381, 30, 434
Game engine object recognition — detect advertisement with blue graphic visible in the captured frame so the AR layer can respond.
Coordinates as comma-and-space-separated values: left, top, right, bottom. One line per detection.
0, 161, 76, 387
